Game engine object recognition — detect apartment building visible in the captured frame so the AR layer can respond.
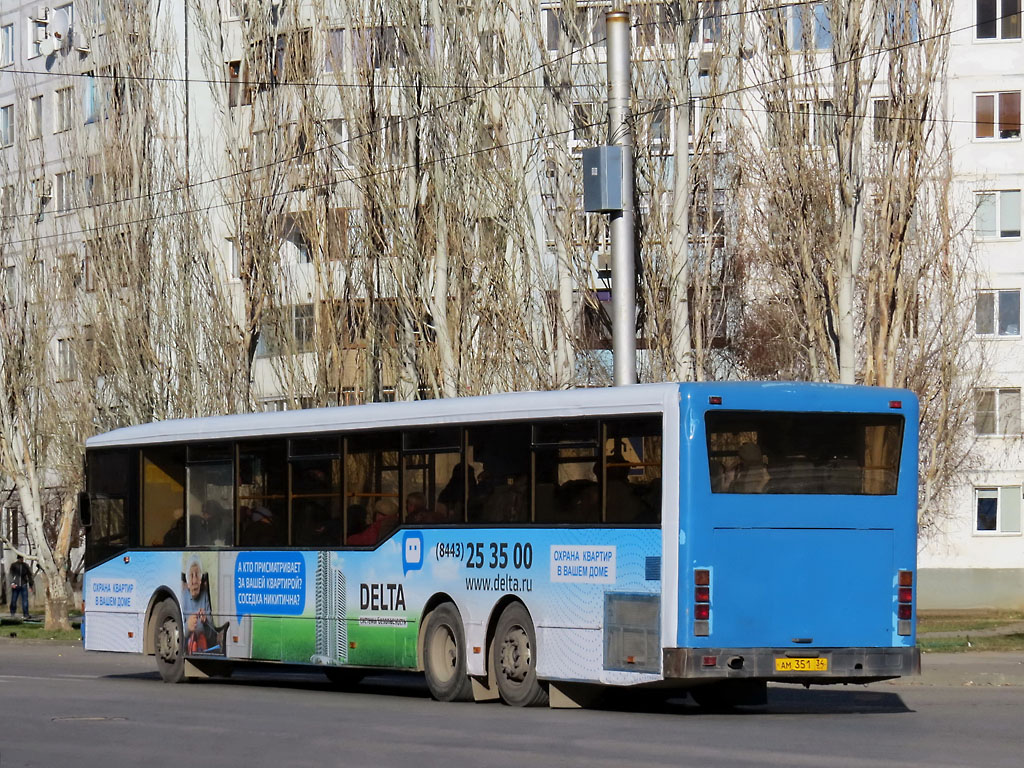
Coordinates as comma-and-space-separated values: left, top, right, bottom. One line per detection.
0, 1, 1021, 606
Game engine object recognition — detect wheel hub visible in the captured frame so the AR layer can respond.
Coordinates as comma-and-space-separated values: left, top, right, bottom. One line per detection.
429, 625, 458, 683
499, 625, 531, 683
157, 619, 180, 663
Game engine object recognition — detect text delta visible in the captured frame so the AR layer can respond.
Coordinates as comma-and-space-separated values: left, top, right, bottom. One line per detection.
360, 583, 406, 611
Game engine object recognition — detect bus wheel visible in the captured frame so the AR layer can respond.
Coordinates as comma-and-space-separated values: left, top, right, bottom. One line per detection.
422, 603, 473, 702
492, 603, 548, 707
153, 599, 186, 684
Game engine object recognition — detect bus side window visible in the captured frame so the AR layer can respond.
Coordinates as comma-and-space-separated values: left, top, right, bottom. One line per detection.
345, 432, 400, 545
237, 440, 288, 547
603, 417, 662, 524
186, 443, 234, 547
142, 447, 185, 547
466, 423, 531, 524
403, 427, 462, 525
533, 420, 600, 524
85, 450, 132, 567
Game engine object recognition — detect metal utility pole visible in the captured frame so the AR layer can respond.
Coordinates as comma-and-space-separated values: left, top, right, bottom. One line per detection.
606, 10, 636, 386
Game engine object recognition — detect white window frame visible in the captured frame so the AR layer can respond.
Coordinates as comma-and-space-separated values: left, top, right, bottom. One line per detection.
1, 23, 14, 67
325, 118, 352, 170
975, 387, 1022, 436
27, 20, 46, 59
974, 486, 1023, 535
29, 95, 42, 139
55, 170, 75, 213
975, 91, 1022, 140
227, 237, 240, 279
54, 86, 73, 133
0, 104, 12, 147
976, 288, 1021, 336
975, 190, 1022, 239
56, 337, 76, 382
976, 0, 1022, 41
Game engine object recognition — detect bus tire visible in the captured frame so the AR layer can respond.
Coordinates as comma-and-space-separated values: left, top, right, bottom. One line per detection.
492, 602, 547, 707
422, 603, 473, 702
153, 599, 186, 684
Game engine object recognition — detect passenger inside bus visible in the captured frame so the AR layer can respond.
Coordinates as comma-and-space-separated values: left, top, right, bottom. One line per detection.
348, 499, 399, 545
162, 508, 186, 547
729, 443, 771, 493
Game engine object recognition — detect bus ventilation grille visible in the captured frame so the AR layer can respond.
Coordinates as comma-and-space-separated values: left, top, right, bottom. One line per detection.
645, 557, 661, 581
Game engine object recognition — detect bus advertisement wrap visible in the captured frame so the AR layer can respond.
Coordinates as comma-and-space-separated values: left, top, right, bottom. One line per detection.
84, 527, 661, 679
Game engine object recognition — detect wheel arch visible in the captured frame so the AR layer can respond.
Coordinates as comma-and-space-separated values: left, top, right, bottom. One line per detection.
142, 587, 179, 655
416, 591, 459, 671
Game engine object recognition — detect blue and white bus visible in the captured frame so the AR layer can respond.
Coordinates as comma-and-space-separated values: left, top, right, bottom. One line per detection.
81, 382, 920, 707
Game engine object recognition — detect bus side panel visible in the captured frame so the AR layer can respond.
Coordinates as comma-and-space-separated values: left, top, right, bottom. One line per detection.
85, 527, 662, 685
84, 552, 179, 653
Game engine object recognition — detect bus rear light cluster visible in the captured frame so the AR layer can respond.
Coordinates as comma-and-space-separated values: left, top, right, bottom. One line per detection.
897, 570, 913, 635
694, 568, 711, 636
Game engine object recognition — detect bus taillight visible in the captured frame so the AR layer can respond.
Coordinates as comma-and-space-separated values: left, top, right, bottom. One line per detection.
694, 569, 711, 636
897, 570, 913, 635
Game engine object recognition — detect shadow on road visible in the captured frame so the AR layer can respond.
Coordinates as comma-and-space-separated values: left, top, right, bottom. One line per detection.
102, 665, 912, 715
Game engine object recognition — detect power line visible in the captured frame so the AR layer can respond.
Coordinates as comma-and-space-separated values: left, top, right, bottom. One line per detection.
0, 0, 839, 223
0, 8, 999, 246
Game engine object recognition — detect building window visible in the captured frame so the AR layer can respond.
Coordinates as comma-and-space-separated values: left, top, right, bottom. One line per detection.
353, 26, 404, 70
57, 338, 76, 382
976, 91, 1021, 139
55, 171, 75, 213
873, 99, 896, 143
0, 104, 12, 147
1, 24, 13, 67
975, 388, 1021, 435
790, 2, 832, 50
1, 184, 15, 218
876, 0, 920, 45
226, 60, 251, 107
571, 102, 602, 147
976, 289, 1021, 336
324, 118, 351, 169
977, 0, 1021, 40
29, 95, 42, 139
293, 304, 315, 352
480, 31, 506, 78
58, 252, 80, 292
29, 20, 46, 58
975, 487, 1023, 534
976, 190, 1022, 238
324, 28, 344, 73
84, 72, 98, 123
54, 87, 73, 133
227, 237, 240, 278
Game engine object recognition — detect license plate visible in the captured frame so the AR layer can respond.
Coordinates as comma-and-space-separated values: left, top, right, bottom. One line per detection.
775, 657, 828, 672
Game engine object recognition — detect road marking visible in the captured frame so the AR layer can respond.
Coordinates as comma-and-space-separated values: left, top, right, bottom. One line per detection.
0, 673, 95, 682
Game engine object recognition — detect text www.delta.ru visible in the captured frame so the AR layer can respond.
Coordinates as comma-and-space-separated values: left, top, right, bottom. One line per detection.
465, 573, 533, 592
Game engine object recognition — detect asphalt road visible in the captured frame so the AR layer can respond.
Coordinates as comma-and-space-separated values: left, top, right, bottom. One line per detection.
1, 643, 1022, 768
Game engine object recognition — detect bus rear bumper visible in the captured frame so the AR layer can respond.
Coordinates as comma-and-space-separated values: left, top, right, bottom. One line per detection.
662, 646, 921, 684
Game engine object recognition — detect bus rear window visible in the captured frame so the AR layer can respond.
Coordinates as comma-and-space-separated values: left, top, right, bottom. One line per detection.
706, 411, 904, 495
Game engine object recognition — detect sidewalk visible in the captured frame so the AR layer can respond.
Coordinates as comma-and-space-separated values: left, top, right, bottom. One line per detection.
887, 652, 1024, 687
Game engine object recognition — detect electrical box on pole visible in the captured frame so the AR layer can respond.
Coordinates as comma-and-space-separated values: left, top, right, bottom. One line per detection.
582, 146, 623, 213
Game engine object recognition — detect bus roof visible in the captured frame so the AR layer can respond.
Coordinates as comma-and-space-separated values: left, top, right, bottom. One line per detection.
84, 381, 915, 450
85, 382, 682, 449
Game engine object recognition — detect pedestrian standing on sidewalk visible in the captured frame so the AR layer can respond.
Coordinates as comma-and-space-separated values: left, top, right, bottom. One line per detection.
8, 555, 34, 618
